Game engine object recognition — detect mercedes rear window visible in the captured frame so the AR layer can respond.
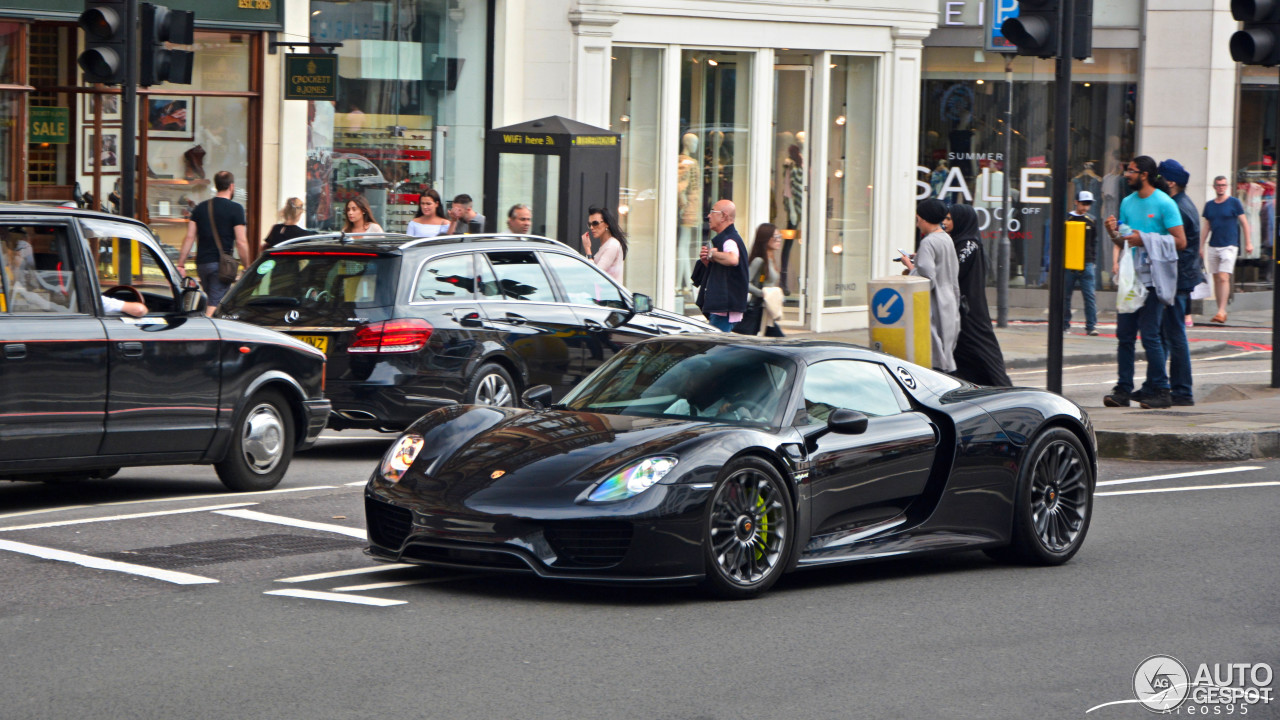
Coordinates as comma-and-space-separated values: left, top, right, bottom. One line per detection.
225, 252, 398, 310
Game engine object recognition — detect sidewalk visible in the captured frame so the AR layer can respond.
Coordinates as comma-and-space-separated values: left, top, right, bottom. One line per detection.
800, 307, 1280, 461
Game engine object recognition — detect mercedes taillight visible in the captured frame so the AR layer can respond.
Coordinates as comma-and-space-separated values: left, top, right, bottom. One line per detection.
348, 319, 433, 354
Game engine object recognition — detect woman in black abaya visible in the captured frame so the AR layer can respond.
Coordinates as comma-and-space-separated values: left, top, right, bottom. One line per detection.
945, 204, 1012, 387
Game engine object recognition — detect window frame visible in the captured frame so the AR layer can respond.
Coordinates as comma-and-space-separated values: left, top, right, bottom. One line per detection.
408, 250, 478, 305
538, 249, 627, 311
0, 218, 92, 317
797, 358, 911, 426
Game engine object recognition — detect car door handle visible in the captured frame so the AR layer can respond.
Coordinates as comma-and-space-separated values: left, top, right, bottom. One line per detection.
4, 343, 26, 360
505, 312, 527, 326
119, 341, 144, 357
454, 308, 483, 328
583, 319, 605, 333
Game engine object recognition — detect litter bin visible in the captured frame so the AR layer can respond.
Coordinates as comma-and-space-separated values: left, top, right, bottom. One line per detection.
868, 275, 932, 367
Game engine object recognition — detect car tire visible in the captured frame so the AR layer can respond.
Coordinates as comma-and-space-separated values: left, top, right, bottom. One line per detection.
987, 427, 1094, 565
701, 457, 794, 599
465, 363, 517, 407
215, 388, 295, 492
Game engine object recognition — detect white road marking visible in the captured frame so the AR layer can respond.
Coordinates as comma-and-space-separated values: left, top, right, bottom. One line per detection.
276, 564, 414, 583
0, 485, 339, 522
333, 575, 479, 592
1097, 481, 1280, 497
317, 436, 391, 442
0, 538, 218, 585
344, 481, 367, 487
264, 588, 405, 606
1007, 350, 1271, 377
1098, 466, 1263, 487
0, 502, 257, 532
214, 508, 365, 539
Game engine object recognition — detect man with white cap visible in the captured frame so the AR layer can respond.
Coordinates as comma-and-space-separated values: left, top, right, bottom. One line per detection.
1063, 190, 1100, 335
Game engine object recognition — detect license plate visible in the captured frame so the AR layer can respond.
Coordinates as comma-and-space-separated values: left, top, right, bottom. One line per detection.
292, 334, 329, 354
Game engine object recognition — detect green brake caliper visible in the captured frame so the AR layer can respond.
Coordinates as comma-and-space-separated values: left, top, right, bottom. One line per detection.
754, 494, 769, 560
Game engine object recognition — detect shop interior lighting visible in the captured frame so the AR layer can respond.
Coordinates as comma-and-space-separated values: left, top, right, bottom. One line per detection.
707, 58, 718, 66
835, 115, 847, 126
976, 79, 985, 85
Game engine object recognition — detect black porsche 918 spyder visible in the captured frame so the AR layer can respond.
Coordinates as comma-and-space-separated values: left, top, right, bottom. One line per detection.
364, 335, 1097, 598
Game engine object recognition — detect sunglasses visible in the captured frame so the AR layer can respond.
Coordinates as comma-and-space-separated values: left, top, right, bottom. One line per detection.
589, 220, 603, 227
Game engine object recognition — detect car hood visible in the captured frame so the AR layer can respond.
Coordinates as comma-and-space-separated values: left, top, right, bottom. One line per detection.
396, 406, 732, 512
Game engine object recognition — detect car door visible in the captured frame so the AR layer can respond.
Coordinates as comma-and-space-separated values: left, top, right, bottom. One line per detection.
81, 218, 221, 455
0, 220, 107, 461
406, 251, 490, 381
801, 359, 939, 534
540, 250, 651, 383
480, 250, 579, 395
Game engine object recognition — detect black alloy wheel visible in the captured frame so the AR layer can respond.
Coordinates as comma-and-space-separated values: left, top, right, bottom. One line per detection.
990, 427, 1094, 565
702, 457, 794, 599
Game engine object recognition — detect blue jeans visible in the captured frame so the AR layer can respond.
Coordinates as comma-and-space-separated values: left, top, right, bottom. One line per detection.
1160, 291, 1193, 401
1063, 262, 1097, 331
708, 314, 735, 332
1115, 289, 1168, 393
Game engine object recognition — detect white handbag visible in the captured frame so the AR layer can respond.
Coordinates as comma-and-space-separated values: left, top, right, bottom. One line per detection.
1115, 244, 1148, 314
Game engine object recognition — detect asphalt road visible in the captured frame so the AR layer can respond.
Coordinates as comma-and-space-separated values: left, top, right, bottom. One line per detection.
1, 433, 1276, 720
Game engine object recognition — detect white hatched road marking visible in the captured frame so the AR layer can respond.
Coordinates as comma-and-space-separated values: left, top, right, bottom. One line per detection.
264, 589, 405, 606
276, 564, 413, 584
0, 538, 218, 585
0, 503, 256, 532
0, 485, 338, 523
214, 508, 365, 539
1098, 466, 1263, 487
1097, 481, 1280, 497
333, 575, 480, 592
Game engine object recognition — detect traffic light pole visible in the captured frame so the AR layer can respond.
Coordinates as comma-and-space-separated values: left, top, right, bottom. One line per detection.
998, 55, 1013, 328
1274, 69, 1280, 388
119, 0, 138, 218
1045, 0, 1075, 395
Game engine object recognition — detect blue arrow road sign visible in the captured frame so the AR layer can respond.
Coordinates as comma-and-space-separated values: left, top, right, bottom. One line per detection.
872, 287, 905, 325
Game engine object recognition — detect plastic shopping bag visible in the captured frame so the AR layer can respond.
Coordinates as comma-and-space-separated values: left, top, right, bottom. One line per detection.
1115, 245, 1147, 314
1190, 277, 1211, 300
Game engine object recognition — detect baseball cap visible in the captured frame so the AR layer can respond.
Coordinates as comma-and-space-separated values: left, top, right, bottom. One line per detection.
1077, 190, 1095, 203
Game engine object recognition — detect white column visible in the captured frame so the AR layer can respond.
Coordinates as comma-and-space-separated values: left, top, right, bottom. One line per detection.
569, 9, 621, 128
272, 0, 314, 227
492, 0, 528, 127
657, 45, 683, 313
810, 52, 833, 333
749, 49, 774, 257
885, 28, 929, 284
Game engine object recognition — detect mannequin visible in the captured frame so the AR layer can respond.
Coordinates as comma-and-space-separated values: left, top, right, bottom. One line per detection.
779, 138, 804, 294
677, 132, 701, 299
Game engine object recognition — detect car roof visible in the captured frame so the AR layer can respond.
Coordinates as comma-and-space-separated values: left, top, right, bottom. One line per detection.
266, 232, 575, 255
0, 203, 152, 229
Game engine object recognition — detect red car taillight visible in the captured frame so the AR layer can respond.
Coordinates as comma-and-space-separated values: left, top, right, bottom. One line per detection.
349, 319, 433, 354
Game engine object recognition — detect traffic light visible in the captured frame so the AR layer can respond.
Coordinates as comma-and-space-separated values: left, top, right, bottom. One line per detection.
77, 0, 127, 85
1230, 0, 1280, 66
140, 3, 195, 86
1001, 0, 1093, 60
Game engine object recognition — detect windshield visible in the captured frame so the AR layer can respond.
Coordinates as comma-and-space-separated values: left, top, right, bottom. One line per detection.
225, 253, 397, 310
562, 341, 795, 425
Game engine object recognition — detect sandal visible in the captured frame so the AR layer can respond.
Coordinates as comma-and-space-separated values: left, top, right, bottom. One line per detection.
1210, 312, 1227, 323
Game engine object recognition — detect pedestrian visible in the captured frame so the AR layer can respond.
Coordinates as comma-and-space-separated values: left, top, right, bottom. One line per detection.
735, 223, 785, 336
447, 194, 484, 235
406, 189, 451, 238
944, 204, 1010, 385
506, 203, 532, 234
580, 205, 627, 283
696, 199, 749, 332
1063, 190, 1100, 336
1103, 155, 1187, 409
1158, 158, 1201, 406
262, 197, 313, 250
342, 196, 383, 233
901, 198, 960, 373
176, 170, 249, 315
1201, 175, 1253, 323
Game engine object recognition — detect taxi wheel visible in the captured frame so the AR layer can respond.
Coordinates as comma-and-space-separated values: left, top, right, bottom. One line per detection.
216, 389, 295, 492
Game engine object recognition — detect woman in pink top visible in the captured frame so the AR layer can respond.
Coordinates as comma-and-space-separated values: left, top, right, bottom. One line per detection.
580, 205, 628, 283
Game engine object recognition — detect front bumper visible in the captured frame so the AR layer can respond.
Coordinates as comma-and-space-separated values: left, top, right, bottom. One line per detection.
298, 398, 332, 450
364, 482, 715, 584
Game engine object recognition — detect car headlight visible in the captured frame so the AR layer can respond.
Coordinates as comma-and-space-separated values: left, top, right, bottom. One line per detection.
587, 457, 678, 503
380, 434, 424, 483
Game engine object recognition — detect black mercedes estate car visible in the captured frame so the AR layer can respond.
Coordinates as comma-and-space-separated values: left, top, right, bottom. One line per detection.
0, 205, 330, 490
218, 233, 714, 432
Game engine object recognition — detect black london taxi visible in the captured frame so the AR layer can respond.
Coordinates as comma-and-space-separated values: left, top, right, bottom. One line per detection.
0, 204, 330, 490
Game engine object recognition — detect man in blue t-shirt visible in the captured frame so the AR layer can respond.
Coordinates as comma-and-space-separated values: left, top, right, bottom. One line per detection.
1201, 176, 1253, 323
1103, 156, 1186, 410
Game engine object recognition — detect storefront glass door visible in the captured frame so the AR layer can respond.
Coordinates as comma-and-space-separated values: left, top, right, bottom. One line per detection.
772, 62, 811, 326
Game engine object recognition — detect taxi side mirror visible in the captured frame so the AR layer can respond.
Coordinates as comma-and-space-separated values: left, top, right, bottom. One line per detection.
180, 285, 207, 314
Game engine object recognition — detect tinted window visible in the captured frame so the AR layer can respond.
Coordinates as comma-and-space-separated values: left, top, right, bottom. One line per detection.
0, 224, 80, 314
484, 251, 556, 302
475, 255, 503, 298
542, 251, 625, 309
414, 253, 474, 302
224, 253, 396, 309
802, 360, 903, 422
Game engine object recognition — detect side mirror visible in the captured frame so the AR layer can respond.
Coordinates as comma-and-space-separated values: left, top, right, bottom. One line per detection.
180, 286, 207, 315
631, 293, 652, 314
521, 384, 554, 410
828, 408, 869, 435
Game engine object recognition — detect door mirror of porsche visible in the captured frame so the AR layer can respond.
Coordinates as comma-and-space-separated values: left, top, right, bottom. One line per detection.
828, 408, 869, 435
180, 286, 207, 315
521, 384, 554, 410
631, 293, 652, 314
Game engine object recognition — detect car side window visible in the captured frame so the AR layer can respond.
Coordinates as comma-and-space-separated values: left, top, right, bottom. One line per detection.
79, 219, 176, 309
801, 360, 904, 424
0, 224, 81, 314
483, 251, 556, 302
414, 253, 474, 302
541, 251, 625, 310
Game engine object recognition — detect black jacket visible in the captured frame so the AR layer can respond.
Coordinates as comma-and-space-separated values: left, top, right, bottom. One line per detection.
699, 224, 749, 315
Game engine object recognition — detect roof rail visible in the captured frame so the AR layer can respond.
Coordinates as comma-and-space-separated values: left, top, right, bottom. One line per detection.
398, 233, 573, 251
268, 231, 409, 250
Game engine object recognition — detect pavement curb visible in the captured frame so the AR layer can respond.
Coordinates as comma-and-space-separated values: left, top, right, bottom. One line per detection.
1096, 429, 1280, 461
1004, 341, 1230, 370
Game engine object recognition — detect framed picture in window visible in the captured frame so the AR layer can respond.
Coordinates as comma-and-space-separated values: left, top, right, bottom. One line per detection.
147, 95, 194, 140
82, 127, 122, 175
82, 93, 122, 124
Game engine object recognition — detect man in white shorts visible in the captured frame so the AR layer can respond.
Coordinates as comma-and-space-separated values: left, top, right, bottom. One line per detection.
1201, 175, 1253, 323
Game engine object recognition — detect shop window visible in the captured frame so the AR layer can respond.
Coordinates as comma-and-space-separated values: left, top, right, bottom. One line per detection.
0, 22, 25, 201
1234, 70, 1276, 279
826, 56, 878, 309
610, 46, 662, 300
